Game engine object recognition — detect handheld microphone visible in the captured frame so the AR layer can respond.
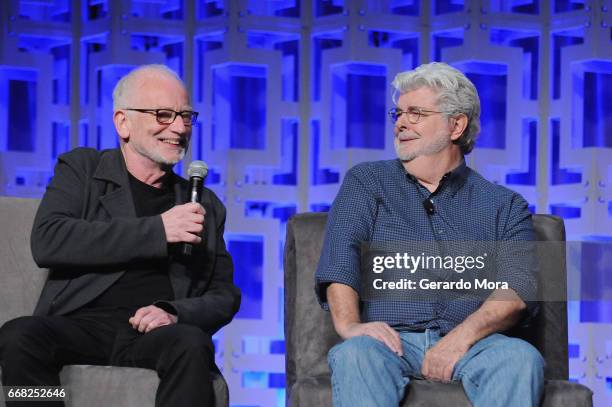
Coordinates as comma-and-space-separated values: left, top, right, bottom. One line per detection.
182, 160, 208, 256
423, 198, 435, 215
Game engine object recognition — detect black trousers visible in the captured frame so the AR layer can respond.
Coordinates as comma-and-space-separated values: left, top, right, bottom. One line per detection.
0, 308, 215, 407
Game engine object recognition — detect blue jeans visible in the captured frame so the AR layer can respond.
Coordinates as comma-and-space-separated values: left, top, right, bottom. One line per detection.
328, 329, 545, 407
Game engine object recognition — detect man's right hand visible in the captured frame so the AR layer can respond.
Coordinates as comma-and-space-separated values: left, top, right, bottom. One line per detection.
339, 321, 403, 356
327, 283, 403, 356
161, 202, 205, 244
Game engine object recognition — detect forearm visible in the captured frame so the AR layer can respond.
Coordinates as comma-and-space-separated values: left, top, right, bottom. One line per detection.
327, 283, 361, 338
445, 289, 526, 346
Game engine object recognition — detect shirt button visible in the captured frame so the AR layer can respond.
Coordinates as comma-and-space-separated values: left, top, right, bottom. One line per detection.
438, 229, 445, 234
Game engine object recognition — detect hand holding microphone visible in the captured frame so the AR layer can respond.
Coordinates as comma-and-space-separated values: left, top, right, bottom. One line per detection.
160, 161, 208, 256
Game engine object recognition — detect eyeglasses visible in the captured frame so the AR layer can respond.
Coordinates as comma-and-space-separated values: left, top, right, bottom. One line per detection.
124, 108, 199, 126
388, 107, 443, 124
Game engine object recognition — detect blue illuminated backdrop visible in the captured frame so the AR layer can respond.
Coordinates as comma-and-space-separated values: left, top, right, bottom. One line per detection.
0, 1, 611, 406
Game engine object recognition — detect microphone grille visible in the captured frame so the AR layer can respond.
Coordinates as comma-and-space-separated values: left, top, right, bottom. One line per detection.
188, 160, 208, 179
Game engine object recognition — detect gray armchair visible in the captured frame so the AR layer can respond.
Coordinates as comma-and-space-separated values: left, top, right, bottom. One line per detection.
0, 197, 228, 407
284, 212, 593, 406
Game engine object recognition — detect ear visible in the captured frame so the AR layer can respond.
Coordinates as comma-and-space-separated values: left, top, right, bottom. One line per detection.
114, 110, 130, 142
449, 113, 468, 141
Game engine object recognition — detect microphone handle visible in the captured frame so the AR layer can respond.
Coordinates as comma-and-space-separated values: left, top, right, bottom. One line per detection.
189, 176, 204, 203
182, 176, 204, 256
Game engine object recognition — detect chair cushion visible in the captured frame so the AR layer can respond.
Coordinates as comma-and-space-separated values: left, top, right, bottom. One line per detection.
289, 376, 592, 407
288, 376, 471, 406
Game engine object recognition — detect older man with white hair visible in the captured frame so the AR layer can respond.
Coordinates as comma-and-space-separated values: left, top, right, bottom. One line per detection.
0, 64, 240, 407
316, 62, 544, 406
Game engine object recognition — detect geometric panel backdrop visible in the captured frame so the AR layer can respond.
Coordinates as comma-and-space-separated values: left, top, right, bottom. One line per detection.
0, 1, 610, 406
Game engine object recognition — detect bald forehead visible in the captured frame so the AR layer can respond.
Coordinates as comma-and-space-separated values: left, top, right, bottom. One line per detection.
123, 69, 190, 107
129, 69, 186, 94
131, 67, 178, 84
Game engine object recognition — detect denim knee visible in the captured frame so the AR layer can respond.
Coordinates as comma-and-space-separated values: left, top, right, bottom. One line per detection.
499, 337, 545, 373
328, 336, 389, 371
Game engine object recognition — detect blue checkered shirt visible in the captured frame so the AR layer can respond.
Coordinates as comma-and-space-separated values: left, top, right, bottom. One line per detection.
315, 159, 538, 335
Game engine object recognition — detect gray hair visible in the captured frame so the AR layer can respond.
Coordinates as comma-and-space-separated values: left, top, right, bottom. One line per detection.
112, 64, 185, 111
391, 62, 481, 155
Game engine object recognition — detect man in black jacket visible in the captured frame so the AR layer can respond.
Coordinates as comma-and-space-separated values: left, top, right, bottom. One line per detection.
0, 64, 241, 407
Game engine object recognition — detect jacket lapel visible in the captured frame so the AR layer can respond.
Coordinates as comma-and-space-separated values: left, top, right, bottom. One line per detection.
68, 149, 137, 304
93, 149, 137, 218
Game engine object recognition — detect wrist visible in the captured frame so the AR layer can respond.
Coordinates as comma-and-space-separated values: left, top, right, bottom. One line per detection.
336, 321, 359, 338
444, 325, 477, 349
154, 301, 178, 316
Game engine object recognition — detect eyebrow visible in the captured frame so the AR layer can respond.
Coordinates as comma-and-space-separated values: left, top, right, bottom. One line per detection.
405, 106, 437, 111
396, 106, 425, 111
153, 107, 194, 111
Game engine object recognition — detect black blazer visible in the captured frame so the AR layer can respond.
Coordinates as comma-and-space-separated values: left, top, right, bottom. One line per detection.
31, 148, 241, 335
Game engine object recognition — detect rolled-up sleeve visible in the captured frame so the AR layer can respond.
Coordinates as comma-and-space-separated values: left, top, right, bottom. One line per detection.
315, 166, 378, 309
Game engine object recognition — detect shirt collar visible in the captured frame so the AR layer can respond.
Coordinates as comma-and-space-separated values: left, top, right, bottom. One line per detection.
396, 158, 469, 196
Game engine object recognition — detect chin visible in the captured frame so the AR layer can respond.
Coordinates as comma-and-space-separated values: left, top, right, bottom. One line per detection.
156, 149, 186, 166
394, 147, 417, 162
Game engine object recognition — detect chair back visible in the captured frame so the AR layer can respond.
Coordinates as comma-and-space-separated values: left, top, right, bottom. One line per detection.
0, 197, 47, 327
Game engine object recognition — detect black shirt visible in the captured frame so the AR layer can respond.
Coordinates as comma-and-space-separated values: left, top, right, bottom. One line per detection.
85, 172, 175, 312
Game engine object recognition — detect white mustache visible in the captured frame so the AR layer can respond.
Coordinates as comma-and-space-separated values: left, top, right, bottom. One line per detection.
397, 131, 419, 141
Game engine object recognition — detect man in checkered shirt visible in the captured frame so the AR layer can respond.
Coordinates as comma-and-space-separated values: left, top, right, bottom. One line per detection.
315, 62, 544, 407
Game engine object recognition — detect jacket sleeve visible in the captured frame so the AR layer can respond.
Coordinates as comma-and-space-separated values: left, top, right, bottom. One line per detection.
31, 149, 167, 269
156, 195, 241, 334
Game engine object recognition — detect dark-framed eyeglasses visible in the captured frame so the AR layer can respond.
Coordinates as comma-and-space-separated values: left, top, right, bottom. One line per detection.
388, 106, 443, 124
124, 108, 199, 126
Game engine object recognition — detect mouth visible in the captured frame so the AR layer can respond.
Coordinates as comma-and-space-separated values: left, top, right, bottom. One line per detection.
159, 138, 185, 148
396, 131, 419, 143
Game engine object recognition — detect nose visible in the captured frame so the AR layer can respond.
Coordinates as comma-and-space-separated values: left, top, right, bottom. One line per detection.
395, 111, 411, 132
169, 115, 189, 134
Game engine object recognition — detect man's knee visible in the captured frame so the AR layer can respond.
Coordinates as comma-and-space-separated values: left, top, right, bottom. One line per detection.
474, 336, 544, 377
500, 338, 545, 373
328, 336, 389, 371
145, 325, 214, 380
156, 325, 214, 361
0, 317, 47, 355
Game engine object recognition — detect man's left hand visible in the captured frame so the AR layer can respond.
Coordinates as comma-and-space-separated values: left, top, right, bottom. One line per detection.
421, 335, 471, 382
129, 305, 178, 333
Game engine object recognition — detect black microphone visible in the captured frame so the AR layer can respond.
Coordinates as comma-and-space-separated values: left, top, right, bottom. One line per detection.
423, 198, 435, 215
182, 160, 208, 256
